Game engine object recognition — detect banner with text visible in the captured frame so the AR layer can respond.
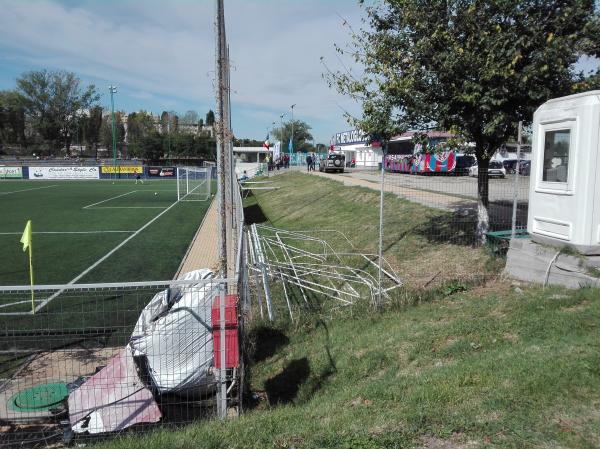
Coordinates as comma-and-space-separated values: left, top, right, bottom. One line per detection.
29, 166, 100, 180
0, 166, 23, 178
101, 166, 143, 174
147, 167, 175, 177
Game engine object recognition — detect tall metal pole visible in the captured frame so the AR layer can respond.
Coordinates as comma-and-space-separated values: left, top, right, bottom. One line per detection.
280, 113, 285, 150
215, 0, 229, 419
215, 0, 228, 278
167, 119, 171, 161
279, 113, 286, 165
226, 44, 236, 238
290, 104, 295, 154
109, 85, 118, 178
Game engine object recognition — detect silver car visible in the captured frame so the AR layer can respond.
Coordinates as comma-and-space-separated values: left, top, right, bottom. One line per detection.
319, 153, 345, 173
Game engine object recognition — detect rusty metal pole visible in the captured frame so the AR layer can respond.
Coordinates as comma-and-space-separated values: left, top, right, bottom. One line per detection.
215, 0, 228, 278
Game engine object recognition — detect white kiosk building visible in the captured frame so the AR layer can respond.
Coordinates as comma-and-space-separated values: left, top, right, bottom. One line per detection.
332, 130, 383, 168
527, 90, 600, 255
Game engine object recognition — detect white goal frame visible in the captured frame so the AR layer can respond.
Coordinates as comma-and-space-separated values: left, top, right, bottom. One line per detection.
177, 166, 211, 202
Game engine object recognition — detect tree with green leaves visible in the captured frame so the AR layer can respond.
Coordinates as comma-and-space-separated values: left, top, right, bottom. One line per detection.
100, 111, 125, 154
329, 0, 599, 241
181, 110, 199, 125
0, 90, 26, 150
139, 132, 164, 162
205, 110, 215, 127
16, 70, 100, 155
233, 137, 266, 147
126, 111, 157, 158
272, 119, 314, 153
83, 106, 103, 158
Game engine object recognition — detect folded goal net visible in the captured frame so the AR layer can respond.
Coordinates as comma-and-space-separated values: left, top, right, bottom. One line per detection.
177, 167, 211, 201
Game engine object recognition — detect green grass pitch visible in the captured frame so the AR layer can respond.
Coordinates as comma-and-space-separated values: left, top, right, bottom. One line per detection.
0, 179, 212, 352
0, 179, 211, 285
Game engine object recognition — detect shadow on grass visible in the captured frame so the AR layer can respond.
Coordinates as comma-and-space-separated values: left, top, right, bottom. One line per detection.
243, 191, 268, 225
301, 319, 337, 402
264, 357, 310, 405
250, 326, 290, 363
415, 201, 529, 246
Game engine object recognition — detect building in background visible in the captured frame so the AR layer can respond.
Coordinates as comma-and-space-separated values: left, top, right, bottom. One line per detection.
331, 129, 379, 168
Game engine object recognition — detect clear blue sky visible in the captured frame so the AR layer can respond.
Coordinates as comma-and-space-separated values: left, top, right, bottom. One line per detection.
0, 0, 366, 144
0, 1, 598, 144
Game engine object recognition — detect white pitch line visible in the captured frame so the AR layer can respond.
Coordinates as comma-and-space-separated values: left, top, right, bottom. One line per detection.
83, 190, 137, 209
0, 230, 135, 235
35, 199, 181, 312
0, 300, 44, 309
0, 185, 59, 196
93, 206, 167, 209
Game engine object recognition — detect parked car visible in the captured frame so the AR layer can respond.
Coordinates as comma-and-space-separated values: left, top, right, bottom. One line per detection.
319, 153, 345, 173
455, 155, 476, 175
518, 160, 531, 176
502, 159, 519, 174
469, 160, 506, 178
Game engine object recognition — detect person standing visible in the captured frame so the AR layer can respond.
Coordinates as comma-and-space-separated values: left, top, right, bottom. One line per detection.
311, 152, 317, 171
306, 153, 312, 171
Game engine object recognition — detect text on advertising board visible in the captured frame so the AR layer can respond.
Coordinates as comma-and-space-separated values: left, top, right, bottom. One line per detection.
148, 167, 175, 177
334, 130, 368, 146
101, 166, 143, 174
29, 167, 99, 179
0, 167, 23, 178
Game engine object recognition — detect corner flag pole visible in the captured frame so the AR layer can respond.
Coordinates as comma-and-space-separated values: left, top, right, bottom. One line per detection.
20, 220, 34, 314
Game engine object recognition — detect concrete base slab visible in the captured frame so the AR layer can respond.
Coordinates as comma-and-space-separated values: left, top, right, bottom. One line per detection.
504, 238, 600, 288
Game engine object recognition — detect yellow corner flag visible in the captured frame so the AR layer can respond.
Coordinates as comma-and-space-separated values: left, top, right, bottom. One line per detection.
20, 220, 35, 314
21, 220, 32, 252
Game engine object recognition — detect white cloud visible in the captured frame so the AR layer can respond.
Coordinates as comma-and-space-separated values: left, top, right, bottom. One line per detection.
0, 0, 365, 142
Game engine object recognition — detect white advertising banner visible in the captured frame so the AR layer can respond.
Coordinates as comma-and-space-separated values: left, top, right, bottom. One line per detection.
29, 166, 100, 180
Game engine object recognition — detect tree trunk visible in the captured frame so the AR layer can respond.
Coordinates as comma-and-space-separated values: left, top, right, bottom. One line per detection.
65, 134, 72, 157
476, 155, 490, 244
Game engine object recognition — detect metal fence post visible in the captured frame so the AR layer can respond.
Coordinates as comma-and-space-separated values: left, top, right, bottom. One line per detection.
377, 142, 387, 309
511, 121, 522, 240
218, 281, 227, 418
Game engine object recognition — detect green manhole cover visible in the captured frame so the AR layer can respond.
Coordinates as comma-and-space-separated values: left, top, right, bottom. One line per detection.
8, 382, 68, 412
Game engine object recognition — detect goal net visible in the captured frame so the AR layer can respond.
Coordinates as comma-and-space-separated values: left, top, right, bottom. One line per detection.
177, 167, 211, 201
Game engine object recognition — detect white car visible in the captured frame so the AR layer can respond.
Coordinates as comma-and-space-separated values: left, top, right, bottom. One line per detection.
469, 160, 506, 178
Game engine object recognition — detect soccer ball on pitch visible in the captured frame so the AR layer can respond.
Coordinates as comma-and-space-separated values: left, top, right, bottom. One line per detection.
154, 192, 158, 196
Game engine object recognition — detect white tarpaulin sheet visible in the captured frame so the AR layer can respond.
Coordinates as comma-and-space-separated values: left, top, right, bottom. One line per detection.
129, 269, 217, 394
69, 348, 162, 434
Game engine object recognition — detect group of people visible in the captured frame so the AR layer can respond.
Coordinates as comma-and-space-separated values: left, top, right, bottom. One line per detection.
305, 152, 318, 171
265, 153, 290, 171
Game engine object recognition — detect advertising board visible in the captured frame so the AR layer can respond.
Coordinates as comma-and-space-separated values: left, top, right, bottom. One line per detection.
334, 129, 368, 146
147, 167, 175, 177
101, 166, 143, 174
29, 166, 100, 180
0, 166, 23, 179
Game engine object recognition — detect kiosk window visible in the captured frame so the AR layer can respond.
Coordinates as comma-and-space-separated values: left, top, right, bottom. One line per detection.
542, 130, 570, 183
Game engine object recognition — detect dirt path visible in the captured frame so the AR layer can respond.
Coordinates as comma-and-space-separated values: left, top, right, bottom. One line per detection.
309, 170, 473, 211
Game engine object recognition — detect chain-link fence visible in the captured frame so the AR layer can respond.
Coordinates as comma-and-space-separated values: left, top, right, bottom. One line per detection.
378, 163, 528, 292
242, 159, 530, 317
0, 179, 248, 447
0, 276, 244, 447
